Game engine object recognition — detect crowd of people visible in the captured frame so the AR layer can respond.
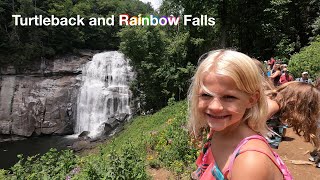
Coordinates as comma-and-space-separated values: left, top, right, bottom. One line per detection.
188, 50, 320, 180
266, 57, 314, 86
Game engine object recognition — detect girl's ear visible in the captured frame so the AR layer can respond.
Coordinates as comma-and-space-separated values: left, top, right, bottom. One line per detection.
246, 91, 259, 108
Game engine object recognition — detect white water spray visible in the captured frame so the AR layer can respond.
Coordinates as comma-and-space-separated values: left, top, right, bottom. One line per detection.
75, 51, 133, 137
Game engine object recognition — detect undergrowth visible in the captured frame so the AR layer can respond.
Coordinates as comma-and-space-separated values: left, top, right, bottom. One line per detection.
0, 101, 198, 179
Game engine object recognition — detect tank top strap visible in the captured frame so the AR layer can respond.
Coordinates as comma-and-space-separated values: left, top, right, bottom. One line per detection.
224, 135, 292, 180
237, 148, 282, 172
223, 135, 269, 176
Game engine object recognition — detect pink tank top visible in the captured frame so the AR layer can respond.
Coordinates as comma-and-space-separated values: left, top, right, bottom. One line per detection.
194, 134, 293, 180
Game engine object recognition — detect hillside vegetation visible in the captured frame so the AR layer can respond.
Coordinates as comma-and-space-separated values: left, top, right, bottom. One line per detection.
0, 101, 198, 179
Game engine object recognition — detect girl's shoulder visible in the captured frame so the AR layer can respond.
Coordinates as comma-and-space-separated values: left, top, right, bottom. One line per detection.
228, 135, 292, 179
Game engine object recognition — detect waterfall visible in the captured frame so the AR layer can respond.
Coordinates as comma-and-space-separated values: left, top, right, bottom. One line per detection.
75, 51, 133, 137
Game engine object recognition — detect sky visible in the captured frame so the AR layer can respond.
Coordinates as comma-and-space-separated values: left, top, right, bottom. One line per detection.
139, 0, 163, 10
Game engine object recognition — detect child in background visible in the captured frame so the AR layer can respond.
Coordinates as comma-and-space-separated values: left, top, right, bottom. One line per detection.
189, 49, 292, 180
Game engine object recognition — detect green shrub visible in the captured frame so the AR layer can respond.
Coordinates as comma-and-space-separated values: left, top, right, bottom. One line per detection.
147, 158, 161, 169
74, 143, 149, 180
289, 37, 320, 79
0, 169, 8, 179
6, 148, 77, 180
146, 101, 198, 177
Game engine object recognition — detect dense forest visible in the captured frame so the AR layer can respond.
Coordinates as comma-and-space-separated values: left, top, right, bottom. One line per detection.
1, 0, 319, 112
0, 0, 154, 66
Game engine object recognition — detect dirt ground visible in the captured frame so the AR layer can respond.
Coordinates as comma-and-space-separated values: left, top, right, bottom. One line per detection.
149, 128, 320, 180
275, 128, 320, 180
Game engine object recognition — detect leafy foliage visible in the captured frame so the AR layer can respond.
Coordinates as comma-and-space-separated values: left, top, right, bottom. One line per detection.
6, 148, 77, 180
73, 144, 149, 180
0, 0, 153, 66
160, 0, 320, 61
289, 37, 320, 79
120, 0, 319, 112
146, 102, 197, 176
119, 26, 195, 112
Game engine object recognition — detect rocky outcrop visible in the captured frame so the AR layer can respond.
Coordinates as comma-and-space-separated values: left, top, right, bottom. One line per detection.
0, 51, 98, 142
103, 113, 129, 135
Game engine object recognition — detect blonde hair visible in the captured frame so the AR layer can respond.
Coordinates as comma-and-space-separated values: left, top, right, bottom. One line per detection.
188, 49, 268, 137
268, 81, 320, 148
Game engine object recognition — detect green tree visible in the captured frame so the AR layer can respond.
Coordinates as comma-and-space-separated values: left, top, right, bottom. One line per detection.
289, 37, 320, 79
0, 0, 153, 67
119, 26, 195, 112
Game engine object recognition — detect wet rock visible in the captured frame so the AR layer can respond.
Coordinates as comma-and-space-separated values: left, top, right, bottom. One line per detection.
0, 52, 93, 141
78, 131, 91, 140
103, 118, 120, 135
71, 140, 91, 152
117, 113, 129, 122
0, 134, 26, 143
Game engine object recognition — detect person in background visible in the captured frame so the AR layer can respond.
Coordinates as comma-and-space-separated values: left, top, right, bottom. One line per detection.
280, 64, 287, 73
269, 64, 281, 86
296, 71, 313, 84
266, 66, 272, 77
267, 57, 276, 70
189, 49, 292, 180
279, 68, 293, 85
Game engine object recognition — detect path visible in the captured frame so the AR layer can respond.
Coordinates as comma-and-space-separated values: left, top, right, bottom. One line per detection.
275, 128, 320, 180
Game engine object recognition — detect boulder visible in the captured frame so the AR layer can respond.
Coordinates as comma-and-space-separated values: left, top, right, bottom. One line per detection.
78, 131, 91, 140
103, 117, 120, 135
117, 113, 129, 122
71, 140, 91, 152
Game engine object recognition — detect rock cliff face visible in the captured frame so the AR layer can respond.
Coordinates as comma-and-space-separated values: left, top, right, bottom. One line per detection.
0, 51, 96, 142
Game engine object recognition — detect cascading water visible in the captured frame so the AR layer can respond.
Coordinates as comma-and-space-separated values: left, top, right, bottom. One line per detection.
75, 51, 133, 137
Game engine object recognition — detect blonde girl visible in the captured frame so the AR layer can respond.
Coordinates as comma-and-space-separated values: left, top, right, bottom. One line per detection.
189, 49, 292, 180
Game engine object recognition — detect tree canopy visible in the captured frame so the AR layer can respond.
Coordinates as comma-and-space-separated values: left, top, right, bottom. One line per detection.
0, 0, 153, 66
1, 0, 319, 112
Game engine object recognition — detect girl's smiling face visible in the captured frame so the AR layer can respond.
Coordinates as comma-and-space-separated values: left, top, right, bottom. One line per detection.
198, 72, 257, 132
